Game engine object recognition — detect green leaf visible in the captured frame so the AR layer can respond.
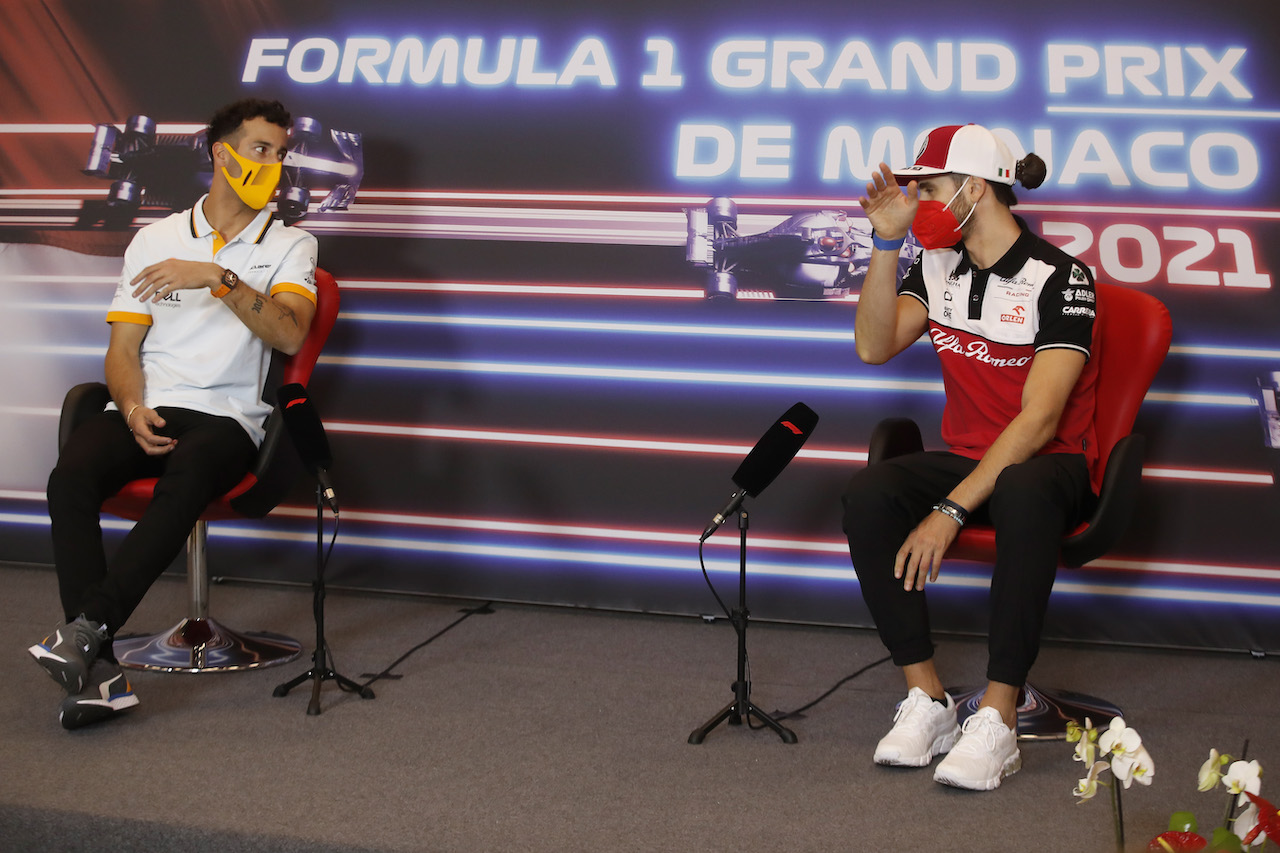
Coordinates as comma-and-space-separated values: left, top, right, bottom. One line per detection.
1209, 826, 1244, 853
1169, 811, 1199, 833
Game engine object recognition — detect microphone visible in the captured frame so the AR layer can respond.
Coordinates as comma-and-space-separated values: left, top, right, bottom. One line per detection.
700, 402, 818, 541
276, 383, 338, 514
701, 489, 748, 542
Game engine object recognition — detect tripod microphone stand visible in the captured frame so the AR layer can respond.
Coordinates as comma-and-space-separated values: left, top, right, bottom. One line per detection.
273, 485, 374, 714
688, 507, 797, 745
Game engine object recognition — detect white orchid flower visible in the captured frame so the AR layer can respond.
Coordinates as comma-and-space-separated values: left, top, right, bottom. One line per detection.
1233, 803, 1261, 848
1074, 760, 1110, 802
1099, 717, 1142, 760
1223, 759, 1263, 799
1067, 717, 1096, 745
1127, 746, 1156, 787
1074, 736, 1097, 766
1199, 749, 1230, 792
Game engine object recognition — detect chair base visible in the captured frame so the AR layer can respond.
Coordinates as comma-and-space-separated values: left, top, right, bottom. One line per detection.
114, 617, 302, 673
948, 682, 1122, 741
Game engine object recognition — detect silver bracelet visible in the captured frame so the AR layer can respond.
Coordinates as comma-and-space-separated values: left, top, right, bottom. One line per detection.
125, 404, 141, 433
932, 500, 968, 526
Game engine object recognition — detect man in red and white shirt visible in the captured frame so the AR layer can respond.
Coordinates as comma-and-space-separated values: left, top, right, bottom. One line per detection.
843, 124, 1097, 790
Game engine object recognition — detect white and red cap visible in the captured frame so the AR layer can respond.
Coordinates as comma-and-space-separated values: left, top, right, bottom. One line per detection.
893, 124, 1016, 186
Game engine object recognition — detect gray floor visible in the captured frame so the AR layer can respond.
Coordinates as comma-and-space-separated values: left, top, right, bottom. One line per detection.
1, 562, 1276, 852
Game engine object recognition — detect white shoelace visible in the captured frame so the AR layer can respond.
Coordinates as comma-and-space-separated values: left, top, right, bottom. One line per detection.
892, 691, 932, 725
955, 711, 1003, 754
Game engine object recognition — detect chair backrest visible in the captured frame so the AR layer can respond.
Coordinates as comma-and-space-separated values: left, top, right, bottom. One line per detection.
227, 266, 341, 517
1088, 282, 1173, 482
89, 267, 343, 521
281, 267, 340, 387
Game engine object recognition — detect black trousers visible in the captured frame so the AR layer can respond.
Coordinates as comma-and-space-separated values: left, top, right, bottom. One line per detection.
841, 450, 1094, 687
46, 407, 256, 646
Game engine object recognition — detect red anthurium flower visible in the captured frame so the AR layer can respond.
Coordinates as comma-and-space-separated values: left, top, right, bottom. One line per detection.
1148, 831, 1208, 852
1240, 792, 1279, 846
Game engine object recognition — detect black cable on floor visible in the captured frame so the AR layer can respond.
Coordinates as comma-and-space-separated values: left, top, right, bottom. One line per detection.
747, 653, 894, 728
700, 536, 892, 729
357, 601, 495, 691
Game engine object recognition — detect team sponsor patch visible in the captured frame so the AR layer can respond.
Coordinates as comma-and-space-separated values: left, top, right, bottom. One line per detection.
1062, 287, 1095, 303
1062, 305, 1095, 317
999, 304, 1027, 325
1069, 265, 1089, 284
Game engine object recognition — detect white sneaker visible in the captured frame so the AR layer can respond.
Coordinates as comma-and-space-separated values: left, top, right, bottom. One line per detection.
873, 687, 961, 767
933, 706, 1021, 790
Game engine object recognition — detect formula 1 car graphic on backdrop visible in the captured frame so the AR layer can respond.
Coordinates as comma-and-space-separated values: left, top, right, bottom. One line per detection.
1260, 372, 1280, 450
685, 197, 917, 300
1260, 371, 1280, 482
82, 115, 363, 226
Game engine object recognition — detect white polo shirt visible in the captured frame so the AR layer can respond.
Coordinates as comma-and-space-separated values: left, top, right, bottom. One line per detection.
106, 196, 318, 445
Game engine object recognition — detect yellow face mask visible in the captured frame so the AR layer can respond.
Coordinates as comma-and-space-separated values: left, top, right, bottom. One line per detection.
219, 142, 282, 210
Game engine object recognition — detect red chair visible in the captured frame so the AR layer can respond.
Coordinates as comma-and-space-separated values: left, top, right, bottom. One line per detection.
57, 268, 341, 672
866, 282, 1172, 738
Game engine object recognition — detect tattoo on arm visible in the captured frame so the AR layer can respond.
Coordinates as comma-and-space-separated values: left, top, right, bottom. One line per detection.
251, 295, 264, 314
275, 303, 299, 328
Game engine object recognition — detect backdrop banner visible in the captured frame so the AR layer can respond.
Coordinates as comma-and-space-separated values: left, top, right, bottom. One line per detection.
2, 0, 1278, 653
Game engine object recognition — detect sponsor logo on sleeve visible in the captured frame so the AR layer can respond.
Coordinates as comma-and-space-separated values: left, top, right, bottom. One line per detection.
1062, 305, 1095, 318
1069, 265, 1089, 285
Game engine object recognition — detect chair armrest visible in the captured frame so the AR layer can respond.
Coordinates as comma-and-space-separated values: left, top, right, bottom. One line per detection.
227, 408, 306, 518
1061, 433, 1146, 568
59, 382, 112, 452
867, 417, 925, 465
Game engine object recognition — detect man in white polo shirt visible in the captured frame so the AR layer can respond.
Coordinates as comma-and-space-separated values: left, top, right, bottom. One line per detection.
32, 98, 319, 729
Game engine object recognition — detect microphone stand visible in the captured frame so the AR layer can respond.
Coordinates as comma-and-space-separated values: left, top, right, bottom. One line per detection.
688, 507, 797, 745
273, 484, 374, 714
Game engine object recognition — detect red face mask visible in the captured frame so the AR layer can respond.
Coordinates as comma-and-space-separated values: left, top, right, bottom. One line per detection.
911, 177, 974, 250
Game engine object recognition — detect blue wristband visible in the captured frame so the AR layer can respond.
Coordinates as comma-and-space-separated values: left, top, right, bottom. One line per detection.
872, 232, 905, 252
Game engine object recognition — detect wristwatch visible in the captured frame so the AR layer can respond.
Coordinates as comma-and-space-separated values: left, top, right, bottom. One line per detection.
211, 268, 239, 299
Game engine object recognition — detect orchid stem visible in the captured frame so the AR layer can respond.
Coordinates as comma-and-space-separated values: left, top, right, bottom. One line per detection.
1112, 779, 1125, 853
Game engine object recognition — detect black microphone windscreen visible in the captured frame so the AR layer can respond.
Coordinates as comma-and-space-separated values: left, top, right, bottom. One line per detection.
276, 383, 333, 472
731, 402, 819, 497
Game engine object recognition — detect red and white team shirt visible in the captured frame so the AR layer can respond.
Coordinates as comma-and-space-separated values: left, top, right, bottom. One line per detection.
898, 217, 1100, 491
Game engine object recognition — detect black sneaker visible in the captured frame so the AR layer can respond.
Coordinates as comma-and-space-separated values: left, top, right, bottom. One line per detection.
28, 615, 107, 694
59, 660, 139, 730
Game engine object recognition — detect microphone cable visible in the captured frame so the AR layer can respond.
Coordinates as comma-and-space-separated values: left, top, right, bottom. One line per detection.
754, 653, 893, 728
699, 527, 893, 729
358, 600, 496, 692
697, 537, 734, 622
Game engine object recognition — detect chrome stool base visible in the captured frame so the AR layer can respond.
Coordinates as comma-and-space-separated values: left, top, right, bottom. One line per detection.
114, 617, 301, 673
948, 682, 1122, 741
